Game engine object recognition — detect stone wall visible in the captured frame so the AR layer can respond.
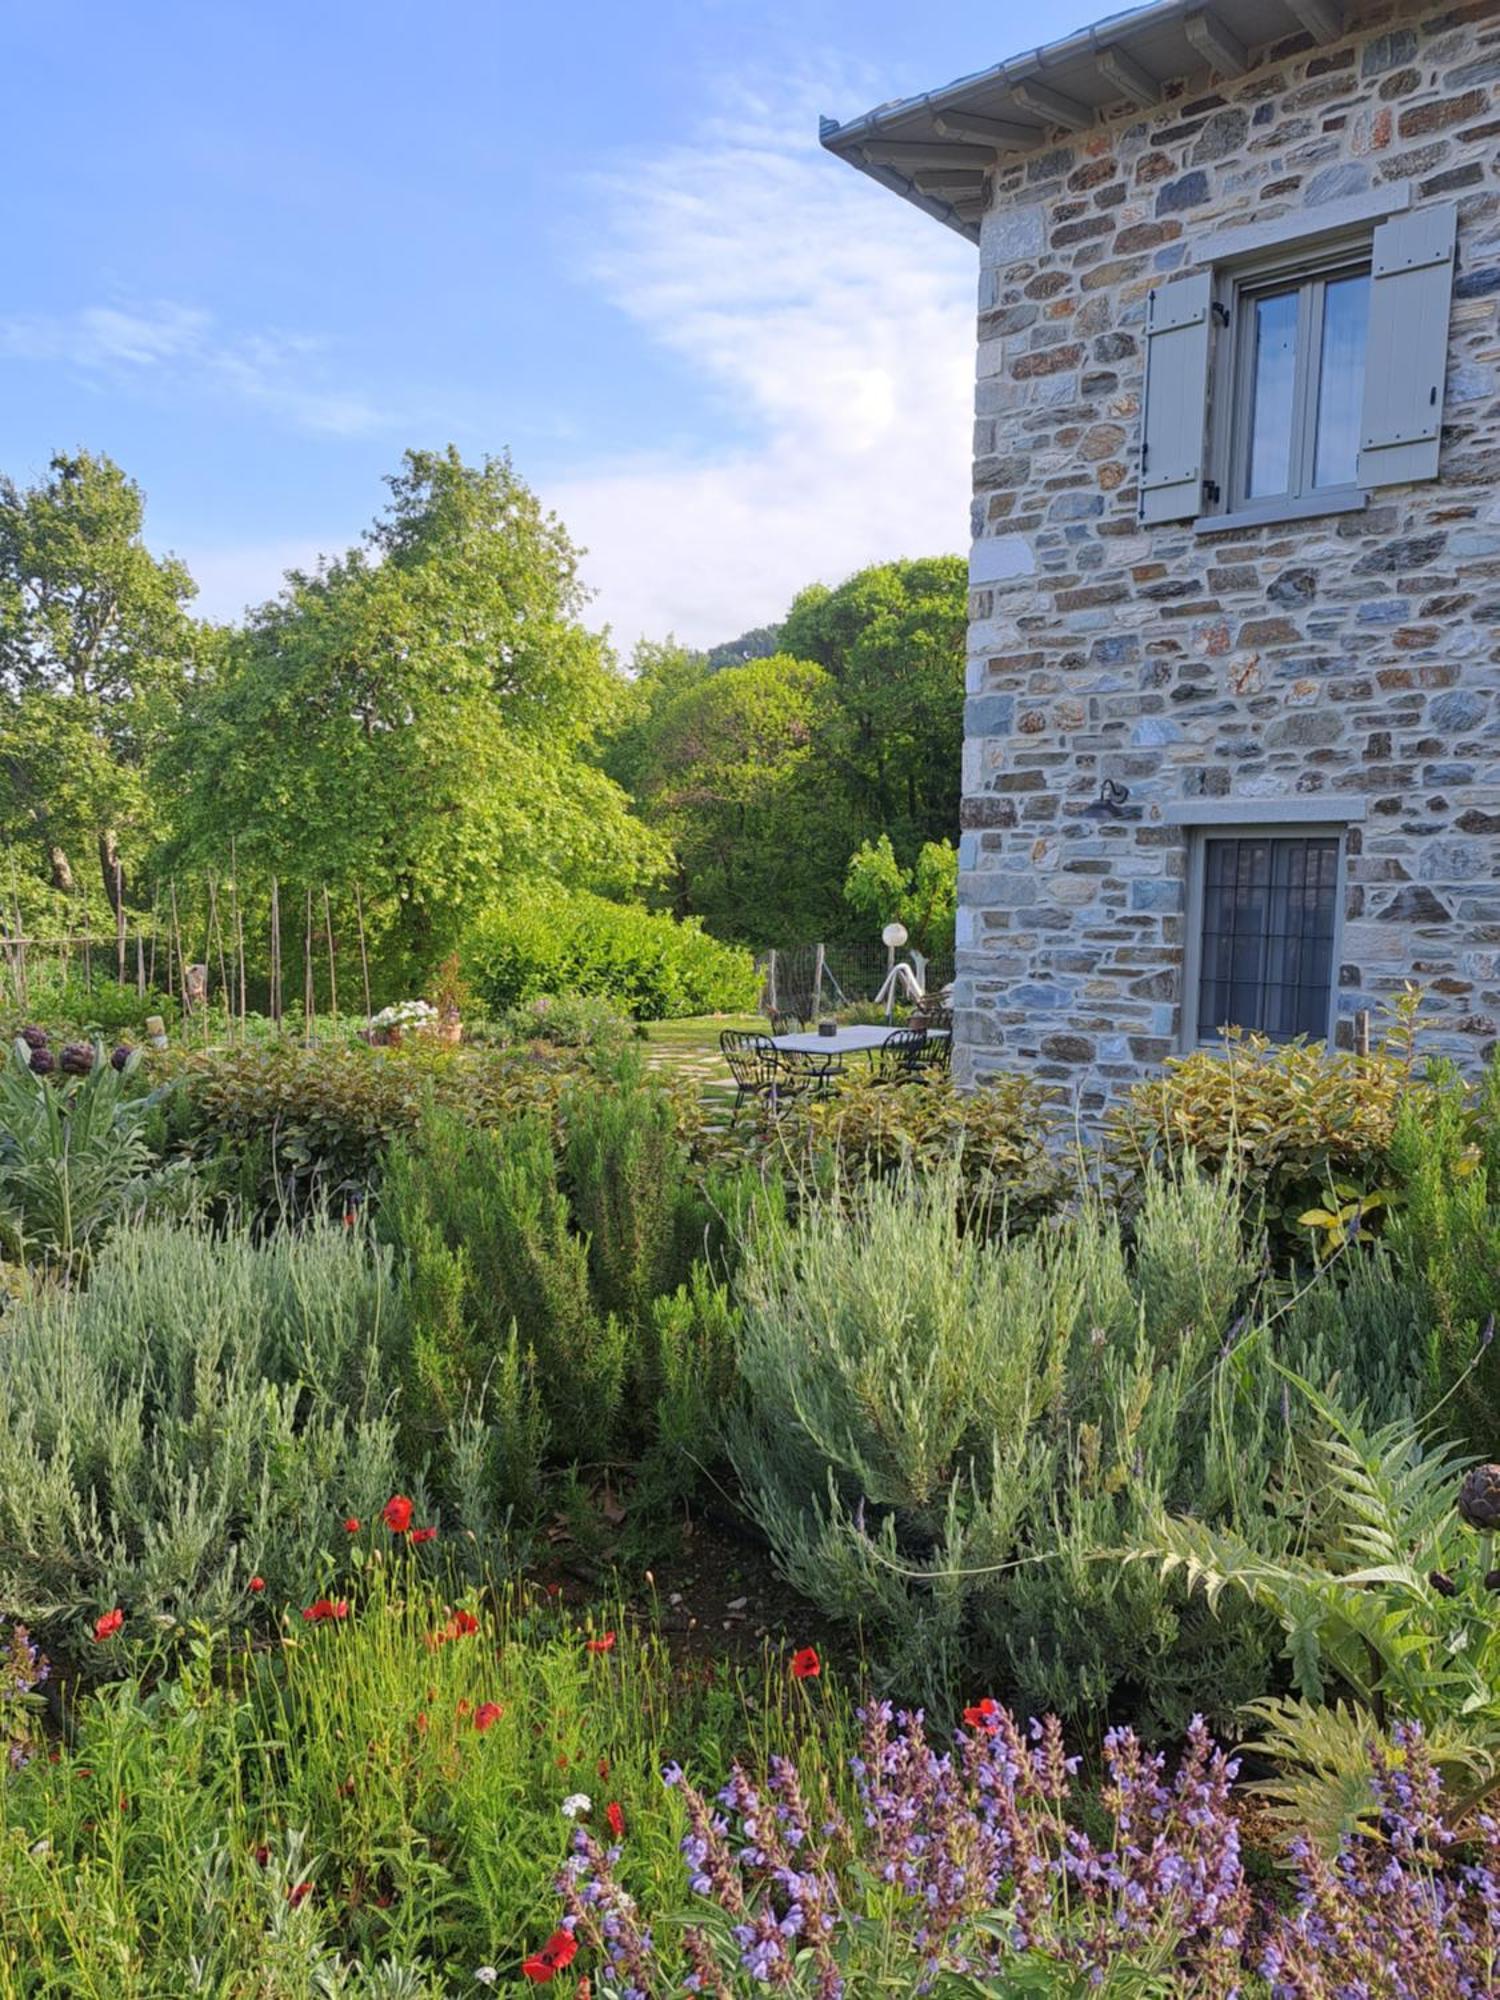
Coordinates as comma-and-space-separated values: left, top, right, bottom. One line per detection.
957, 0, 1500, 1111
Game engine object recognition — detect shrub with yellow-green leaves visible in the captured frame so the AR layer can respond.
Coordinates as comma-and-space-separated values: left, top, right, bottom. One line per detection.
712, 1071, 1067, 1229
1105, 999, 1432, 1259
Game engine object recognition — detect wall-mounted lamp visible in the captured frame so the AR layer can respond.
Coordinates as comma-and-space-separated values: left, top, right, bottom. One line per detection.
1099, 777, 1131, 811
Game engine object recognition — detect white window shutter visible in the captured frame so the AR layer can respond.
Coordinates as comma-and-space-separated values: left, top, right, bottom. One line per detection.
1357, 202, 1457, 490
1138, 271, 1214, 525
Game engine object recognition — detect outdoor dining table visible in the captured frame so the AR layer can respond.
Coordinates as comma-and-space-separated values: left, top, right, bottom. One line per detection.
770, 1025, 949, 1057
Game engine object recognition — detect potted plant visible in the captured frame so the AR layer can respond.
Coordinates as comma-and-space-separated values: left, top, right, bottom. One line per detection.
368, 998, 438, 1047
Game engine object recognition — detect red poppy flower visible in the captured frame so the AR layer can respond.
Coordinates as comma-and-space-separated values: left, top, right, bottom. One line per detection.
963, 1697, 1001, 1732
457, 1698, 472, 1720
254, 1845, 270, 1868
452, 1608, 479, 1637
409, 1525, 437, 1544
605, 1800, 625, 1838
301, 1598, 349, 1624
343, 1518, 361, 1535
416, 1711, 428, 1735
584, 1631, 616, 1655
288, 1881, 311, 1908
381, 1495, 413, 1535
790, 1646, 821, 1680
475, 1701, 503, 1733
521, 1930, 578, 1982
248, 1576, 265, 1593
92, 1608, 124, 1643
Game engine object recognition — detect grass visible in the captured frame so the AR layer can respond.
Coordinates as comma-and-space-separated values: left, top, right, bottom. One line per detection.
640, 1014, 763, 1121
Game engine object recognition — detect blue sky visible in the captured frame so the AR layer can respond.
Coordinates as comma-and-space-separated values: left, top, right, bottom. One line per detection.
3, 0, 1104, 650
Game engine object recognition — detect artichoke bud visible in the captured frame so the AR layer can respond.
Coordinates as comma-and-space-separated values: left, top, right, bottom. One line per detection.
1457, 1464, 1500, 1531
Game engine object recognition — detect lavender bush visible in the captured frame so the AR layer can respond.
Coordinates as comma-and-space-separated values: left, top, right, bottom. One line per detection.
547, 1707, 1500, 1998
1, 1624, 48, 1770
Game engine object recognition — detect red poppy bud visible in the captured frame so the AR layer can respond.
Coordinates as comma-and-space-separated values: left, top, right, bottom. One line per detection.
248, 1576, 265, 1593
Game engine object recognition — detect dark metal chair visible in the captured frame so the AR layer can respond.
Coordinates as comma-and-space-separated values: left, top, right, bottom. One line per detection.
777, 1046, 844, 1097
916, 1031, 952, 1076
720, 1030, 781, 1121
868, 1026, 931, 1085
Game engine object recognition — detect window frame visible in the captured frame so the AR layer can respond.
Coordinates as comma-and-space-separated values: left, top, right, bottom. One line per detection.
1203, 227, 1375, 528
1180, 822, 1349, 1052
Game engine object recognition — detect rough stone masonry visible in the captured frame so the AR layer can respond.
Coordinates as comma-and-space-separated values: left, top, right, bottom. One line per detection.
956, 0, 1500, 1111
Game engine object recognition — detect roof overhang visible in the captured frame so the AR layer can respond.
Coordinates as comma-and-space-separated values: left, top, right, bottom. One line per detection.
820, 0, 1370, 243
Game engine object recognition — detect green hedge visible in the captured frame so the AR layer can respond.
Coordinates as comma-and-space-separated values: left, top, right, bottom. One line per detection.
465, 888, 758, 1020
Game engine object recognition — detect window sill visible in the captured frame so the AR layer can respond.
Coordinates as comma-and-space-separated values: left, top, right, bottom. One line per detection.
1194, 489, 1369, 535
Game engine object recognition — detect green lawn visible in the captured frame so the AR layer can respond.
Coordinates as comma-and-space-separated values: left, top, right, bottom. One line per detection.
641, 1012, 763, 1118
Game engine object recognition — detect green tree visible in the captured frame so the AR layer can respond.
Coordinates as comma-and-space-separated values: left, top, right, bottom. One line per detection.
843, 833, 957, 958
599, 639, 712, 802
633, 654, 844, 946
779, 556, 965, 858
166, 448, 662, 987
0, 451, 199, 911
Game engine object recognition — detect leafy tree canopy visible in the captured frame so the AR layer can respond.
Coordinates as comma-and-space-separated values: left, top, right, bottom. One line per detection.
634, 654, 844, 947
779, 555, 965, 857
0, 451, 201, 911
843, 833, 957, 960
166, 448, 663, 984
602, 557, 966, 950
705, 623, 782, 671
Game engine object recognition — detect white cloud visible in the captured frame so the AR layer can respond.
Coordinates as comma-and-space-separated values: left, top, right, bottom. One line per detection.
550, 73, 978, 653
0, 300, 386, 438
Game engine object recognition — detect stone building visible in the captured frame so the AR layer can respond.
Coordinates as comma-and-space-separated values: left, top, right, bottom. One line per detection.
821, 0, 1500, 1110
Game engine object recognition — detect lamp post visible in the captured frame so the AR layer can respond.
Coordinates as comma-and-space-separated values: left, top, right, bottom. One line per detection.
881, 920, 908, 1021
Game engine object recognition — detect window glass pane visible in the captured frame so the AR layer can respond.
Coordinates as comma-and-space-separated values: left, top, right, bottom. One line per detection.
1196, 836, 1338, 1043
1313, 273, 1369, 489
1246, 290, 1299, 499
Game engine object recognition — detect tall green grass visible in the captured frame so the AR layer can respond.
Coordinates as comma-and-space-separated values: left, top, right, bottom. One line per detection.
0, 1571, 853, 1997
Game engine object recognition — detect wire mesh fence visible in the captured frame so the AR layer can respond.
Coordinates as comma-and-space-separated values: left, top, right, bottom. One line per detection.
759, 941, 954, 1023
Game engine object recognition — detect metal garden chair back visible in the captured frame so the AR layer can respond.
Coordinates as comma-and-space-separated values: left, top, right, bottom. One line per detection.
868, 1026, 931, 1085
720, 1030, 784, 1120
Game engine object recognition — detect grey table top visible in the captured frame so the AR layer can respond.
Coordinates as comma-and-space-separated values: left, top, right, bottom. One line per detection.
770, 1025, 949, 1055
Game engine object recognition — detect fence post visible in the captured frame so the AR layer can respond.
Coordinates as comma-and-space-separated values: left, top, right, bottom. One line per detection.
765, 948, 778, 1017
812, 942, 826, 1022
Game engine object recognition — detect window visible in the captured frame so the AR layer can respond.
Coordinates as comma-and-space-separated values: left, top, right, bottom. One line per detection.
1240, 262, 1368, 508
1235, 263, 1370, 507
1186, 831, 1342, 1046
1137, 198, 1458, 529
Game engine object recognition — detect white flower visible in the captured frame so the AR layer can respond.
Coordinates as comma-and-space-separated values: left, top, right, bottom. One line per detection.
474, 1973, 498, 1988
560, 1792, 593, 1820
